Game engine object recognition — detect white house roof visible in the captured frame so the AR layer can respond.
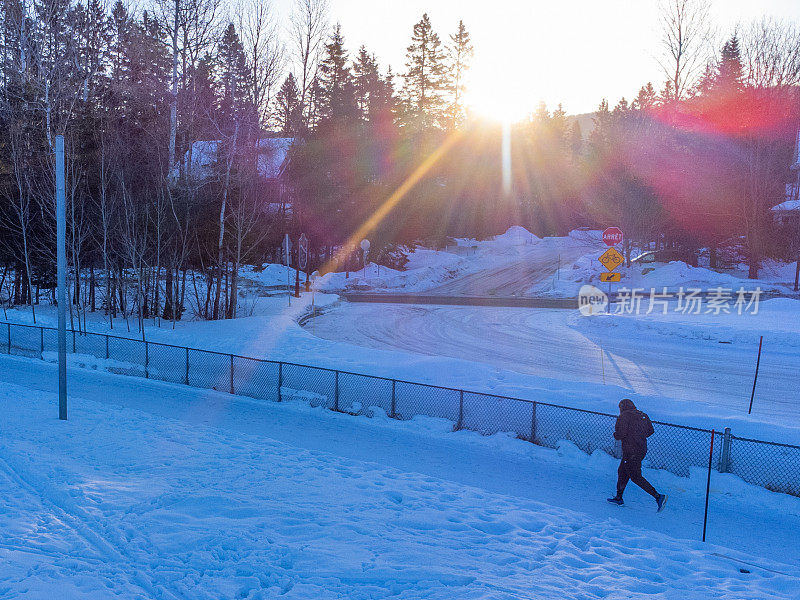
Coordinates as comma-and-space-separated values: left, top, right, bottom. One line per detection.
177, 137, 293, 181
771, 199, 800, 212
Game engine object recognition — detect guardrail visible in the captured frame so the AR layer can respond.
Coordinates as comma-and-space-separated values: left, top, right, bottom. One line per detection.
2, 320, 798, 496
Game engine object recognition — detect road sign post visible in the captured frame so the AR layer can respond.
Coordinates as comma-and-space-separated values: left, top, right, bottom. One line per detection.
299, 233, 309, 291
283, 234, 292, 304
598, 228, 624, 304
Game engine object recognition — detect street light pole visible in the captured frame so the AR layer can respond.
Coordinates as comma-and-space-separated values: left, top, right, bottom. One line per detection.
56, 135, 67, 420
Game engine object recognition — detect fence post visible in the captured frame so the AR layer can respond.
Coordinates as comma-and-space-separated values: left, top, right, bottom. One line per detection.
530, 401, 537, 443
71, 329, 76, 353
334, 371, 340, 411
144, 341, 149, 379
390, 380, 397, 419
229, 354, 234, 394
277, 362, 283, 402
40, 327, 44, 355
6, 323, 10, 354
455, 390, 464, 430
105, 334, 110, 360
720, 427, 732, 473
184, 347, 189, 385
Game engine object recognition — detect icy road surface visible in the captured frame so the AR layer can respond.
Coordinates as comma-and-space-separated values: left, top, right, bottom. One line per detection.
304, 302, 800, 422
0, 354, 798, 599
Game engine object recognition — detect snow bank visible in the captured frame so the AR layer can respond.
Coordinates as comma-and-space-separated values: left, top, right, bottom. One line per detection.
530, 251, 789, 297
574, 297, 800, 348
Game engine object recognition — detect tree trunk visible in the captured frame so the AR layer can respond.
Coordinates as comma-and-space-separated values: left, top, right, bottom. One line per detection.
164, 265, 174, 319
89, 266, 96, 311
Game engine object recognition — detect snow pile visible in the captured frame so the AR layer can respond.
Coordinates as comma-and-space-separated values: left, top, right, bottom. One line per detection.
1, 357, 799, 598
239, 263, 300, 288
758, 260, 798, 286
530, 251, 788, 297
316, 226, 599, 295
492, 225, 540, 246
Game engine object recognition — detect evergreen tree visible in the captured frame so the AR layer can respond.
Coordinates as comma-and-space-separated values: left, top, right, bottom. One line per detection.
658, 79, 675, 105
551, 104, 567, 151
568, 120, 583, 161
353, 45, 378, 119
716, 35, 743, 93
632, 83, 657, 110
446, 19, 473, 129
368, 66, 396, 124
317, 23, 358, 122
189, 53, 218, 140
588, 98, 611, 154
612, 97, 630, 116
403, 13, 447, 128
217, 23, 253, 135
695, 61, 717, 96
276, 73, 301, 135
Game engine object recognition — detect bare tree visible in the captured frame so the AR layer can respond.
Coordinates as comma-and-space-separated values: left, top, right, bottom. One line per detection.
2, 132, 38, 322
737, 19, 800, 278
657, 0, 713, 102
289, 0, 328, 129
742, 19, 800, 89
238, 0, 285, 128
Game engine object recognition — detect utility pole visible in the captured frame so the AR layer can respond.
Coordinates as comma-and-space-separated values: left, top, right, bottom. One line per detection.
56, 135, 67, 420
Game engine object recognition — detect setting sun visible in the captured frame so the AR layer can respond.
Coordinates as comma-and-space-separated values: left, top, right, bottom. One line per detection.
466, 76, 531, 124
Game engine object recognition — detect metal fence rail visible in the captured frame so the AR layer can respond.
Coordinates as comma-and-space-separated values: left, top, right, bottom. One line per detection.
2, 320, 797, 496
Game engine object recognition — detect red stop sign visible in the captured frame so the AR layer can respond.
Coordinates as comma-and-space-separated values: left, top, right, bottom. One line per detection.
602, 227, 623, 247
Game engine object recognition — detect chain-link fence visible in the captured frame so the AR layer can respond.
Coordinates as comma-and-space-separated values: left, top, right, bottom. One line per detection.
2, 320, 797, 496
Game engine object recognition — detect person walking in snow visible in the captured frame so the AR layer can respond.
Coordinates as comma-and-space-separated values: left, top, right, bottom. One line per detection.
607, 399, 668, 511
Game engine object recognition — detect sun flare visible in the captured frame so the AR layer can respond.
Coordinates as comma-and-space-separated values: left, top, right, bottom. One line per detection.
465, 64, 531, 125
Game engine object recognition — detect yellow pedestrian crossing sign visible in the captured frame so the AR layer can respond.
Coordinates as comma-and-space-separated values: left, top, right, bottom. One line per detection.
598, 247, 624, 272
600, 272, 622, 282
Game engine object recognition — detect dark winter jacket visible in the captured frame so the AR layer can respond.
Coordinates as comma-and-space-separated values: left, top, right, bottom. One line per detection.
614, 399, 655, 458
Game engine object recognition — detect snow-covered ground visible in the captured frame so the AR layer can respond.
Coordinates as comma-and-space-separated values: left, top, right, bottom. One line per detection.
309, 227, 798, 298
316, 227, 600, 296
1, 354, 799, 599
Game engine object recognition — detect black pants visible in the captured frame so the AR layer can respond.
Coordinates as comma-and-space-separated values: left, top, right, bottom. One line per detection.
617, 454, 658, 499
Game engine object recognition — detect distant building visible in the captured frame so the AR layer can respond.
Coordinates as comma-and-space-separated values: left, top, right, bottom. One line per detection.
175, 137, 294, 215
771, 130, 800, 227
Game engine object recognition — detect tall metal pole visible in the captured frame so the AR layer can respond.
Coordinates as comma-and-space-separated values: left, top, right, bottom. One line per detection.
56, 135, 67, 420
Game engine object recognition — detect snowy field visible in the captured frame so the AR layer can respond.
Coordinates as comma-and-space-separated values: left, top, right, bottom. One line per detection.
1, 354, 799, 599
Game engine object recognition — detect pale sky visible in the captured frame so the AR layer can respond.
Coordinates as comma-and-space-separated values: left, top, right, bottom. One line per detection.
271, 0, 800, 116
